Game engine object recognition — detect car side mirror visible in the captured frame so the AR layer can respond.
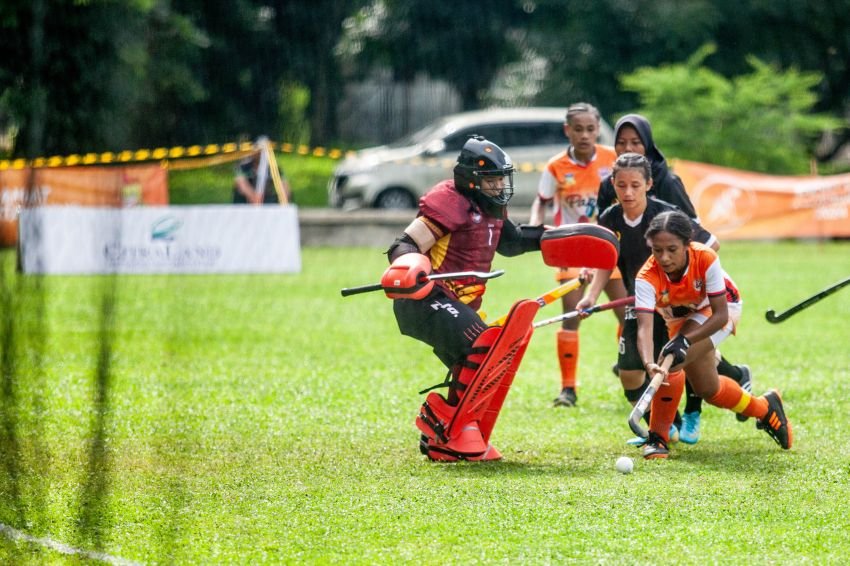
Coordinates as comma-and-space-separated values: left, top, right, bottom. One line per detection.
423, 139, 446, 156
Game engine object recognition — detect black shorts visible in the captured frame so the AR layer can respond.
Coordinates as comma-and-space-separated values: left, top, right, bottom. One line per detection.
618, 308, 670, 371
393, 286, 488, 369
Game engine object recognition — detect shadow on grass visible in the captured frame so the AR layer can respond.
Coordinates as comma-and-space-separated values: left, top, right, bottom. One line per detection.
74, 276, 118, 551
0, 238, 49, 561
672, 439, 797, 473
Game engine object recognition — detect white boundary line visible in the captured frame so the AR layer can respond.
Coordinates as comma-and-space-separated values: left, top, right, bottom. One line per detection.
0, 523, 142, 565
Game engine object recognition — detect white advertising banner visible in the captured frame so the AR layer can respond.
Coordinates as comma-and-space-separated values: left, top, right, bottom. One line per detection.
19, 205, 301, 274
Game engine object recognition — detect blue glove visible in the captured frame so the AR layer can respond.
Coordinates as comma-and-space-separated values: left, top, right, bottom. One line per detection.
661, 334, 690, 366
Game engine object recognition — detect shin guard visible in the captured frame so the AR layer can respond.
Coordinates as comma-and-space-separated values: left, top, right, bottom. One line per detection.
556, 329, 579, 390
416, 299, 539, 458
649, 370, 685, 442
446, 299, 539, 444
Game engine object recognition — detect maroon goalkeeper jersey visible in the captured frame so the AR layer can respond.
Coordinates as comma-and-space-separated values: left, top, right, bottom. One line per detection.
417, 180, 504, 310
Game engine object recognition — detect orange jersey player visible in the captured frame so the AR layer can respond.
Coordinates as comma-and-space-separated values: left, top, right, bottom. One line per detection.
529, 102, 624, 408
633, 210, 792, 459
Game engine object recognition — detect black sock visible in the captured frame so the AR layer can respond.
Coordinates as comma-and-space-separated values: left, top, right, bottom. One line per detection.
717, 355, 742, 381
684, 380, 702, 414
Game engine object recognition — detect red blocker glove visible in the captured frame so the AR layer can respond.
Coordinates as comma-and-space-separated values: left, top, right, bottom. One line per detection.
381, 253, 434, 299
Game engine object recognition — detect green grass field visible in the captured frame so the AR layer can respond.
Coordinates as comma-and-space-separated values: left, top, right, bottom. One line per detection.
1, 240, 849, 564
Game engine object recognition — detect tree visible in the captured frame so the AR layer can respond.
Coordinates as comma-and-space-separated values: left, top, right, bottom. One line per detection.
620, 45, 841, 173
524, 0, 850, 163
340, 0, 529, 111
0, 0, 153, 156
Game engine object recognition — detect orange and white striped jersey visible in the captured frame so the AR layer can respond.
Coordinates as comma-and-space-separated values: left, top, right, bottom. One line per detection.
634, 242, 741, 324
537, 144, 616, 225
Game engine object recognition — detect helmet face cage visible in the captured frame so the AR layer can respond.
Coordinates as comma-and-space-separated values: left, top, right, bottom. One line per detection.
472, 167, 514, 205
454, 136, 515, 206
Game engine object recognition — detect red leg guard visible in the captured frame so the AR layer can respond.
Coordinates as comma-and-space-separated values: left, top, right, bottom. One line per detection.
416, 299, 539, 460
446, 299, 539, 443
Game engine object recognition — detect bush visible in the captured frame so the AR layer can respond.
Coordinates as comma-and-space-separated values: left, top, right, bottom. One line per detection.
619, 44, 842, 174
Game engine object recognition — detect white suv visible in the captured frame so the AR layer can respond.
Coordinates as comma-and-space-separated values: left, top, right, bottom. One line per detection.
328, 107, 614, 211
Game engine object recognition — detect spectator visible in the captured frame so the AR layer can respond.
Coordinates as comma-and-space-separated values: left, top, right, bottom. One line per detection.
233, 136, 292, 205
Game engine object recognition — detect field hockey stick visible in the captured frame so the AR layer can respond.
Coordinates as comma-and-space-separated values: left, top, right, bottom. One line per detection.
765, 275, 850, 323
340, 269, 505, 297
489, 277, 583, 327
627, 354, 674, 438
533, 296, 634, 328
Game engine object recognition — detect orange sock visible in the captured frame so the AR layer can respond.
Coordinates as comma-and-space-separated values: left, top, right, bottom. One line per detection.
556, 329, 579, 390
649, 370, 685, 442
706, 376, 768, 419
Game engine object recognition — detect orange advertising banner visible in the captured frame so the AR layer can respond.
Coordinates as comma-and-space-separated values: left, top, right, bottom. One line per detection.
672, 159, 850, 240
0, 164, 168, 246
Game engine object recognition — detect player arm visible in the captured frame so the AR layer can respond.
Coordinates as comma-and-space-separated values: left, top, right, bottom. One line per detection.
684, 259, 729, 342
692, 221, 719, 251
529, 170, 557, 225
234, 174, 260, 204
386, 216, 442, 262
575, 269, 612, 312
497, 219, 545, 257
634, 279, 660, 368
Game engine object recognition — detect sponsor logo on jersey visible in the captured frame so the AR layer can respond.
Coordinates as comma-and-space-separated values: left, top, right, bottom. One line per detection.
471, 211, 482, 223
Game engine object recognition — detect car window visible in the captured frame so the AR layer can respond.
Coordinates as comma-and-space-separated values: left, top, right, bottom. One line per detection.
501, 122, 565, 147
444, 122, 564, 152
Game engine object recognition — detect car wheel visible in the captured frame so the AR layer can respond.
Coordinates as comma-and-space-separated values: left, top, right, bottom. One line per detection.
374, 187, 417, 209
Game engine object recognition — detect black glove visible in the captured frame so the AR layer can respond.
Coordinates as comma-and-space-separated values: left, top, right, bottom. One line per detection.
661, 334, 690, 366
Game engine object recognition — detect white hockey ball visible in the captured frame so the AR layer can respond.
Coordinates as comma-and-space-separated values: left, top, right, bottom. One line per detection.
615, 456, 634, 474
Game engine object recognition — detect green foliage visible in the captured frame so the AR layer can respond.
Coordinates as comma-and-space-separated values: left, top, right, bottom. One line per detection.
168, 154, 336, 206
278, 81, 311, 146
620, 44, 842, 173
0, 242, 849, 563
340, 0, 529, 109
278, 154, 336, 207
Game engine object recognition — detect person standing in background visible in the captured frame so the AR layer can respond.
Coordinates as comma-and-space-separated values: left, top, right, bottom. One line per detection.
233, 136, 292, 205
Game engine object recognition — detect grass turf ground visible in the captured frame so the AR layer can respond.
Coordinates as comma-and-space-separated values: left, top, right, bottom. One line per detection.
0, 240, 848, 564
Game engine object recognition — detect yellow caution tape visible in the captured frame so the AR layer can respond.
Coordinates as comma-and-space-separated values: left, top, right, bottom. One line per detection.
0, 139, 548, 172
0, 140, 358, 169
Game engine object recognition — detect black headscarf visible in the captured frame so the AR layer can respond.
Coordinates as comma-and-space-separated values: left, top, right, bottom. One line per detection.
597, 114, 697, 219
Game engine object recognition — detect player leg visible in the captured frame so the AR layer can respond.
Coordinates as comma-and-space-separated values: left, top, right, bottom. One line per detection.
681, 307, 792, 450
642, 368, 685, 459
554, 273, 584, 407
442, 300, 538, 460
603, 272, 628, 378
680, 379, 702, 444
394, 288, 491, 460
416, 299, 540, 460
620, 311, 681, 446
716, 354, 753, 422
683, 352, 752, 438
